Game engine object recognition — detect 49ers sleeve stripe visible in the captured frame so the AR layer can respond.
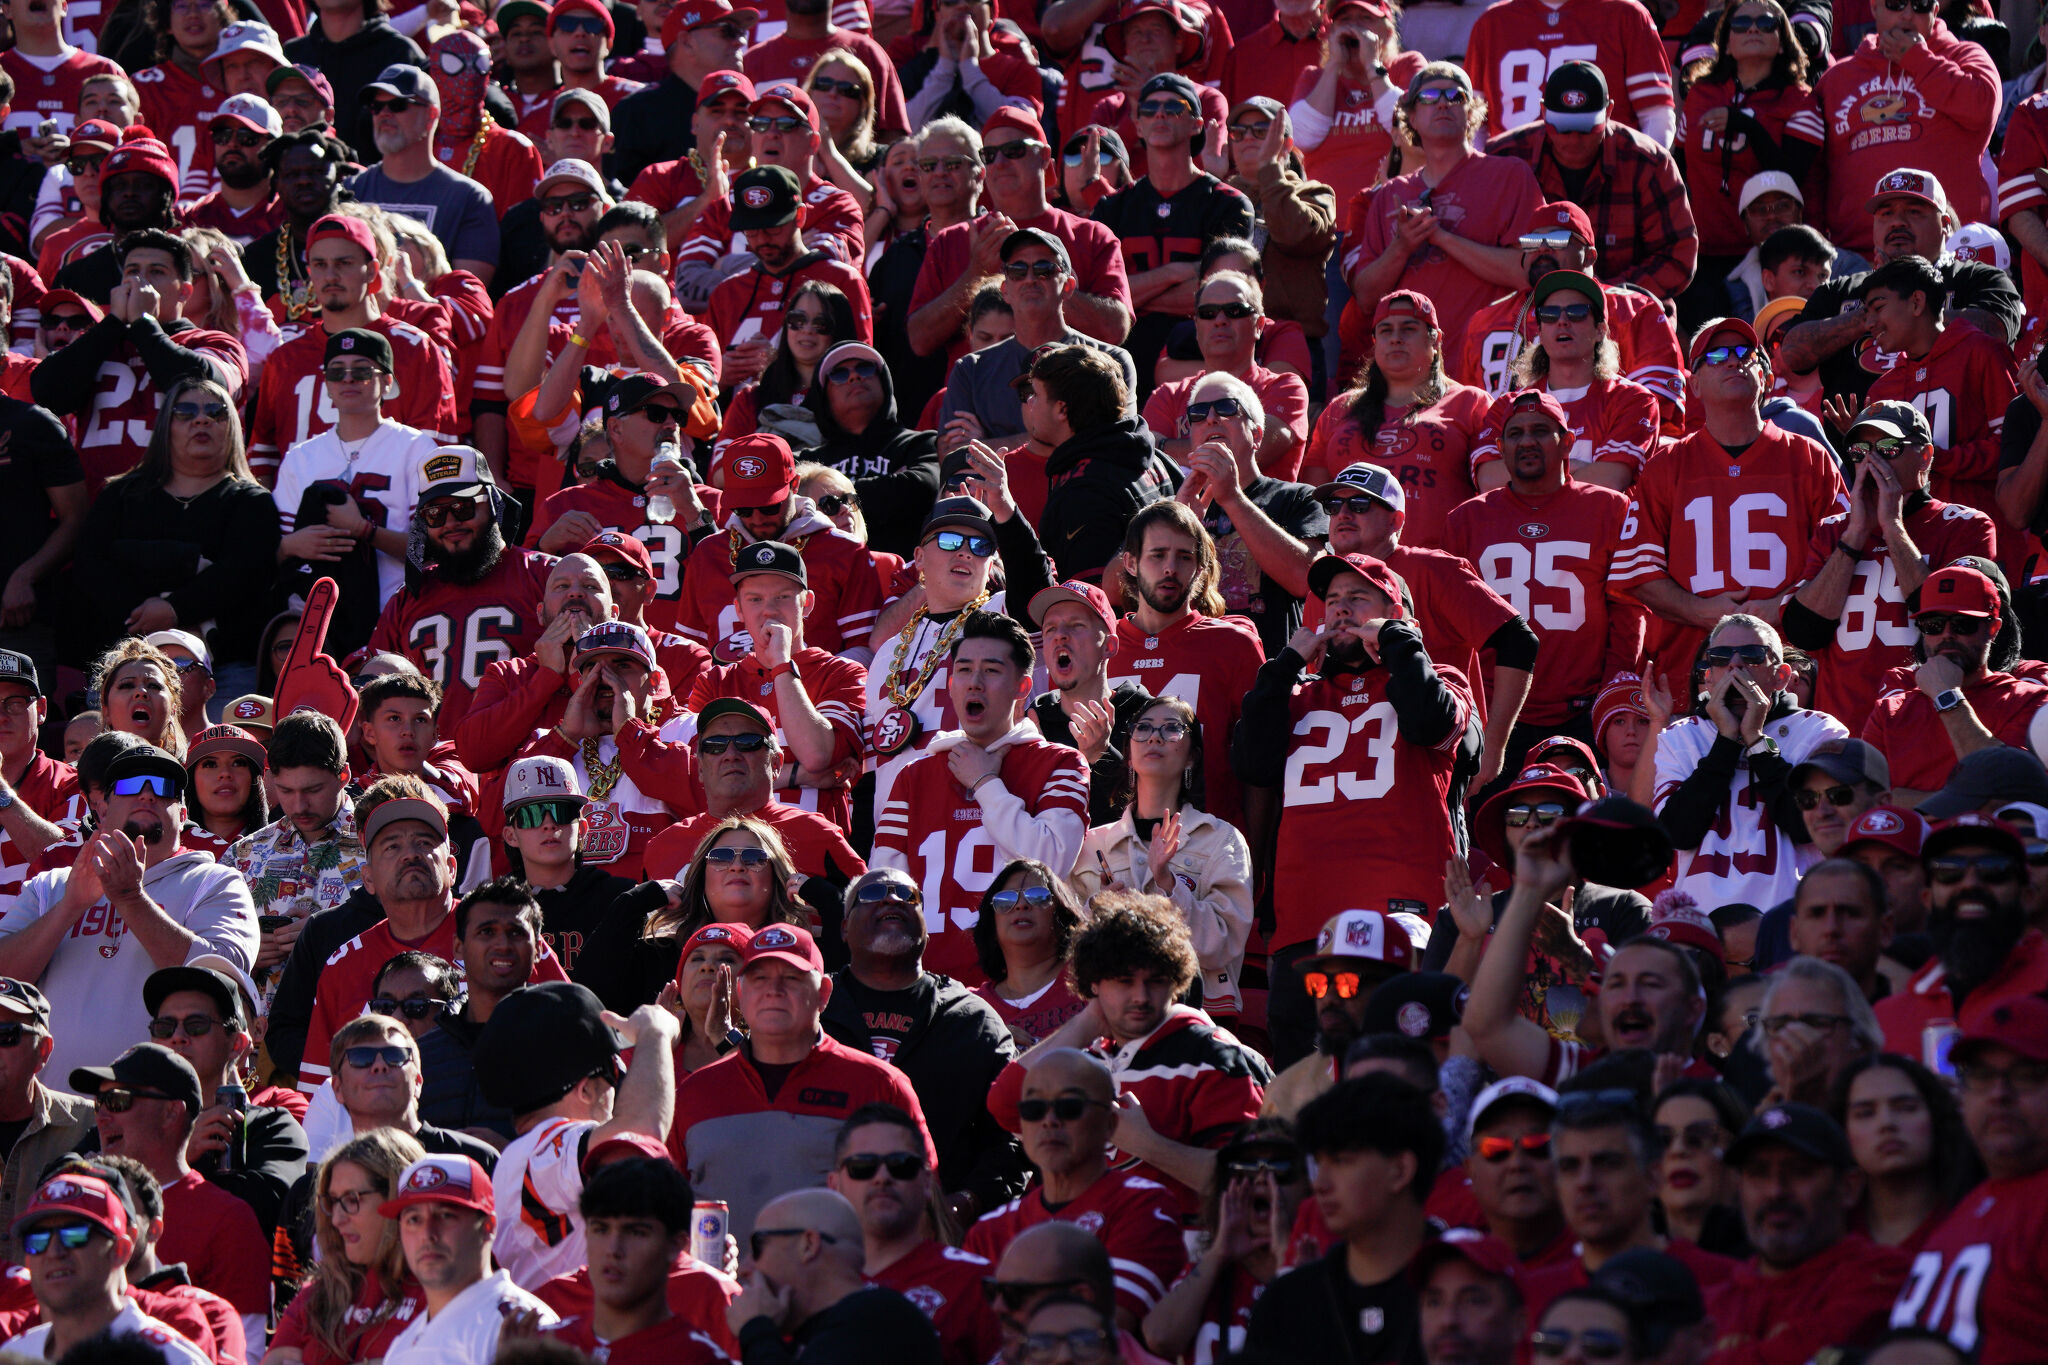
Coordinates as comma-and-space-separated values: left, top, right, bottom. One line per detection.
1112, 1259, 1167, 1308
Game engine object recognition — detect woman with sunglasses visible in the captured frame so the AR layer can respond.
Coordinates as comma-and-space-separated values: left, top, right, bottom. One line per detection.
1677, 0, 1820, 322
970, 858, 1088, 1047
265, 1128, 429, 1365
73, 375, 282, 684
715, 281, 857, 482
1284, 0, 1425, 216
1650, 1077, 1750, 1256
182, 724, 270, 857
800, 341, 943, 559
87, 640, 191, 758
804, 55, 886, 192
1069, 697, 1254, 1026
654, 921, 753, 1074
1833, 1053, 1982, 1252
1142, 1119, 1310, 1363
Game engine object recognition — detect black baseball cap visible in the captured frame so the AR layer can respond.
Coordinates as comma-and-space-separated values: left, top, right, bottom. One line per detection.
472, 982, 627, 1116
0, 651, 41, 698
324, 327, 393, 372
729, 164, 801, 231
1000, 227, 1071, 271
70, 1043, 204, 1116
727, 538, 808, 587
1063, 125, 1128, 165
1361, 971, 1466, 1041
921, 495, 996, 540
1917, 749, 2048, 820
1544, 60, 1609, 131
361, 64, 437, 106
103, 746, 188, 802
604, 373, 689, 420
1139, 72, 1202, 108
1724, 1103, 1853, 1170
144, 964, 244, 1027
1593, 1248, 1706, 1329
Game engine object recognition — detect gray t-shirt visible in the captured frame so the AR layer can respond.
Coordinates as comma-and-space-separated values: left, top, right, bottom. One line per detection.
940, 331, 1138, 439
348, 162, 500, 265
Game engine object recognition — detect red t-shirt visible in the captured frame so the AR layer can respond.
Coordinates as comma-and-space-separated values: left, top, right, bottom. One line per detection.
535, 1258, 740, 1353
364, 545, 556, 736
1895, 1167, 2048, 1364
1872, 930, 2048, 1064
1678, 78, 1825, 256
1286, 51, 1429, 215
909, 207, 1132, 358
1302, 383, 1491, 548
1705, 1235, 1910, 1362
1142, 367, 1310, 479
684, 646, 868, 825
642, 799, 868, 884
1861, 671, 2048, 793
247, 317, 458, 484
1108, 612, 1266, 831
1464, 0, 1675, 137
270, 1271, 424, 1364
1998, 93, 2048, 348
545, 1314, 733, 1364
1468, 375, 1659, 482
157, 1171, 270, 1315
1862, 324, 2019, 531
963, 1169, 1189, 1321
869, 1240, 999, 1365
433, 123, 544, 221
743, 31, 910, 136
674, 527, 885, 656
134, 61, 225, 199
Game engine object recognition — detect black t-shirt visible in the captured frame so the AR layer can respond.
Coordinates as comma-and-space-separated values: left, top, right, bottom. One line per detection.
1202, 475, 1329, 657
0, 1115, 29, 1162
834, 974, 936, 1062
1796, 260, 2023, 405
0, 395, 83, 588
1247, 1249, 1424, 1365
1091, 173, 1255, 390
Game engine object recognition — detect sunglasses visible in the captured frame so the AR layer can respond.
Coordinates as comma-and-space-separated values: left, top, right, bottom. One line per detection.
552, 11, 608, 31
1532, 1329, 1628, 1361
1794, 785, 1861, 810
1703, 643, 1776, 667
1928, 854, 2020, 885
1224, 1156, 1301, 1182
980, 140, 1043, 164
918, 154, 975, 173
699, 733, 770, 755
111, 774, 176, 798
323, 363, 382, 382
552, 115, 604, 131
1517, 229, 1580, 249
704, 845, 772, 866
1505, 801, 1566, 828
1478, 1132, 1552, 1161
1695, 343, 1756, 369
147, 1014, 225, 1040
46, 311, 93, 330
838, 1151, 924, 1180
211, 126, 267, 148
1411, 86, 1468, 105
66, 154, 106, 175
95, 1087, 177, 1112
540, 192, 600, 218
1194, 302, 1257, 321
1536, 302, 1594, 324
370, 996, 449, 1020
171, 401, 230, 421
1302, 970, 1361, 1000
1728, 9, 1782, 28
322, 1188, 381, 1217
1186, 398, 1245, 423
982, 1277, 1088, 1311
1916, 613, 1987, 637
929, 530, 995, 557
368, 97, 416, 115
635, 403, 684, 426
421, 499, 482, 527
1320, 495, 1385, 516
990, 886, 1054, 909
784, 311, 829, 333
750, 1227, 836, 1259
21, 1225, 98, 1257
1003, 260, 1064, 281
1654, 1119, 1725, 1153
510, 799, 581, 828
816, 492, 857, 514
1131, 719, 1189, 742
1879, 0, 1937, 11
1016, 1095, 1112, 1122
1847, 436, 1910, 463
0, 1022, 30, 1048
749, 115, 806, 133
1020, 1329, 1115, 1365
601, 561, 648, 582
1138, 97, 1196, 118
810, 76, 863, 98
827, 359, 879, 384
342, 1045, 411, 1069
1227, 120, 1273, 141
855, 880, 919, 903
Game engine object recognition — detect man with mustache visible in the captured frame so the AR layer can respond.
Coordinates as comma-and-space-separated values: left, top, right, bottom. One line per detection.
1705, 1103, 1910, 1361
1863, 565, 2048, 803
1873, 814, 2048, 1059
451, 552, 619, 777
0, 745, 255, 1083
181, 91, 285, 245
823, 869, 1024, 1226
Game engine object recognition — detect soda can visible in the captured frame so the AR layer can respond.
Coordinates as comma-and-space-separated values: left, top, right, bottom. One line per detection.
691, 1200, 729, 1268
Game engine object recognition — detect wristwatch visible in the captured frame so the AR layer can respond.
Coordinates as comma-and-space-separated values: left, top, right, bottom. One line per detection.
1744, 736, 1779, 760
1933, 688, 1967, 713
715, 1027, 747, 1056
0, 786, 14, 813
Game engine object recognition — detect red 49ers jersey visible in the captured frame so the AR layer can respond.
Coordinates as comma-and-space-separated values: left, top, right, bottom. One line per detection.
686, 645, 867, 825
1862, 325, 2019, 531
869, 1241, 998, 1365
544, 1315, 730, 1365
871, 735, 1091, 985
247, 317, 459, 486
433, 123, 543, 220
675, 525, 884, 656
963, 1169, 1188, 1322
0, 48, 123, 141
864, 593, 1009, 813
1797, 496, 1998, 733
1109, 612, 1266, 830
76, 326, 249, 491
704, 254, 874, 356
134, 62, 223, 198
1469, 374, 1659, 481
1272, 663, 1474, 950
1300, 383, 1490, 549
365, 546, 555, 733
1444, 481, 1641, 725
674, 176, 867, 275
1454, 286, 1687, 420
1892, 1168, 2048, 1365
0, 755, 80, 904
1465, 0, 1674, 137
1610, 422, 1847, 690
1998, 94, 2048, 354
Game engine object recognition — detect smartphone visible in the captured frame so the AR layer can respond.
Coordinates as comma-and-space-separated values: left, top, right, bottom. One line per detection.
259, 914, 294, 934
37, 119, 59, 140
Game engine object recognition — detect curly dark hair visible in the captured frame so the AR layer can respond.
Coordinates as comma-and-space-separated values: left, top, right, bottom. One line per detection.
1070, 892, 1199, 999
972, 858, 1087, 983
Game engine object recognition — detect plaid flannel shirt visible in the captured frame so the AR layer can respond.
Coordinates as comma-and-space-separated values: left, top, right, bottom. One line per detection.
1486, 120, 1699, 301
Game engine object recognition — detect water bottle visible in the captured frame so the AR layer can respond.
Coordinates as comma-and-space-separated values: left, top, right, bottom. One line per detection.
217, 1083, 248, 1173
646, 441, 683, 524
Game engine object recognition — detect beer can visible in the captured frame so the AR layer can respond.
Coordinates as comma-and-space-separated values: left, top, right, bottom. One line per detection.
691, 1200, 729, 1268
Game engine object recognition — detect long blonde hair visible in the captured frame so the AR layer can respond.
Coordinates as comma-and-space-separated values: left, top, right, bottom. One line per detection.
180, 227, 242, 333
804, 50, 879, 167
301, 1129, 429, 1362
646, 815, 808, 940
91, 640, 187, 758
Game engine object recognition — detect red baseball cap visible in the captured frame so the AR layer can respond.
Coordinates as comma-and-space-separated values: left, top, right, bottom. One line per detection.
742, 922, 825, 973
1102, 0, 1202, 64
378, 1155, 494, 1218
722, 433, 797, 506
1486, 389, 1573, 445
11, 1173, 134, 1257
308, 213, 378, 259
1919, 564, 2001, 619
1474, 762, 1589, 866
582, 530, 656, 580
1840, 804, 1930, 861
1306, 552, 1405, 617
662, 0, 759, 47
1686, 317, 1761, 369
1522, 200, 1594, 243
751, 80, 817, 125
1371, 288, 1438, 330
679, 921, 756, 970
1411, 1229, 1519, 1288
582, 1131, 673, 1172
549, 0, 614, 37
983, 105, 1046, 145
67, 118, 123, 153
697, 69, 756, 105
1029, 580, 1116, 635
39, 288, 104, 324
1953, 993, 2048, 1064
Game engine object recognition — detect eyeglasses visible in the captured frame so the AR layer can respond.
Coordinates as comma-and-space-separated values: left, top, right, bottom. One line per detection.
323, 363, 382, 382
1916, 613, 1987, 638
749, 115, 807, 133
148, 1014, 225, 1040
856, 880, 919, 904
321, 1188, 381, 1217
1847, 436, 1911, 463
1302, 971, 1361, 1000
66, 154, 106, 176
929, 530, 995, 557
698, 733, 770, 755
1531, 1328, 1628, 1361
1695, 343, 1756, 369
552, 11, 609, 31
1505, 801, 1567, 828
1131, 719, 1189, 742
1794, 785, 1861, 810
368, 97, 416, 116
1654, 1119, 1725, 1153
816, 493, 858, 515
1194, 302, 1257, 321
111, 774, 176, 798
1137, 98, 1195, 118
1227, 120, 1272, 141
1879, 0, 1937, 12
601, 562, 648, 582
1536, 302, 1594, 324
1020, 1329, 1115, 1365
510, 799, 582, 829
94, 1087, 177, 1112
171, 401, 230, 421
540, 192, 600, 218
1703, 643, 1777, 667
979, 140, 1044, 164
1320, 495, 1385, 516
1477, 1132, 1552, 1162
21, 1225, 98, 1257
810, 76, 863, 98
370, 996, 448, 1020
1928, 854, 2020, 886
990, 886, 1053, 909
838, 1151, 925, 1180
421, 499, 483, 527
1411, 86, 1469, 105
552, 115, 604, 131
1184, 398, 1246, 425
1224, 1155, 1301, 1182
1728, 10, 1782, 29
827, 359, 879, 384
750, 1227, 835, 1259
1762, 1012, 1853, 1036
982, 1277, 1089, 1311
917, 154, 975, 173
1016, 1095, 1112, 1123
1956, 1059, 2048, 1094
704, 845, 772, 867
1003, 260, 1064, 281
211, 126, 267, 148
784, 310, 829, 332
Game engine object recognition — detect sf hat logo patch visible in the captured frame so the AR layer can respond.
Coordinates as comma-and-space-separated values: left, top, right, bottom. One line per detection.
405, 1165, 449, 1191
733, 454, 767, 478
756, 926, 797, 949
1561, 88, 1587, 108
742, 186, 772, 209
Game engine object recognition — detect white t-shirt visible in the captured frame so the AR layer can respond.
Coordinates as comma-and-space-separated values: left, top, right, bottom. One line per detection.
3, 1299, 213, 1363
383, 1269, 558, 1365
491, 1116, 597, 1290
271, 419, 436, 602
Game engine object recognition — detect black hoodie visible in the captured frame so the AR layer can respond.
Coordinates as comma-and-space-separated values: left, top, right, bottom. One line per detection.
283, 16, 428, 161
800, 354, 941, 559
1038, 416, 1179, 583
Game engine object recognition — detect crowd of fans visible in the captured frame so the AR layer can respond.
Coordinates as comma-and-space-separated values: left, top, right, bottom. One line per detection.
0, 0, 2047, 1360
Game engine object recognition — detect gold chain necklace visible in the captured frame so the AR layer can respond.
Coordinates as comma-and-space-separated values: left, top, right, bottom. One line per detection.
728, 527, 809, 568
883, 589, 991, 707
580, 736, 625, 800
277, 228, 314, 321
460, 120, 489, 180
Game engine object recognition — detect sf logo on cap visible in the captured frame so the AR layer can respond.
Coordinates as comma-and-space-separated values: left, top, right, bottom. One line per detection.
1519, 767, 1548, 782
757, 926, 797, 948
1560, 88, 1587, 108
703, 926, 734, 940
405, 1165, 450, 1191
734, 454, 767, 479
742, 186, 772, 209
41, 1179, 79, 1201
1761, 1108, 1791, 1129
232, 699, 264, 718
1865, 810, 1902, 833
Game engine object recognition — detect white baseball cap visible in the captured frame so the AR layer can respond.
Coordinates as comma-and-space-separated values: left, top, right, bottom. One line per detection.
145, 629, 212, 673
1737, 170, 1802, 215
535, 159, 612, 203
504, 756, 586, 813
204, 21, 287, 86
1467, 1076, 1560, 1141
1944, 222, 2011, 271
210, 92, 283, 138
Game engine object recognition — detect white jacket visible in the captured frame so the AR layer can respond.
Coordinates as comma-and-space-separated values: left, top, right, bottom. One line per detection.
1070, 807, 1254, 1016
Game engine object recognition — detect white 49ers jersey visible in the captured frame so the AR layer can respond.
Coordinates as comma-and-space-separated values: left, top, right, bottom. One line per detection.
863, 593, 1008, 812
